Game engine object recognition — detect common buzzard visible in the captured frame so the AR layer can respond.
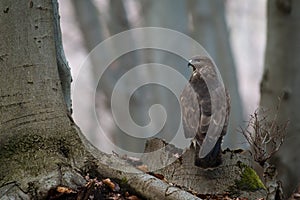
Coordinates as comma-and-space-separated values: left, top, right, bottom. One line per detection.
180, 56, 230, 168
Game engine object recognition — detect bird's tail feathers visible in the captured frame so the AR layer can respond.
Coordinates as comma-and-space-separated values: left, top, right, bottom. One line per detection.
194, 137, 222, 168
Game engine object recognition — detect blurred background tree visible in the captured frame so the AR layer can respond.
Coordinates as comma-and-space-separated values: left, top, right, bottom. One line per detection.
260, 0, 300, 196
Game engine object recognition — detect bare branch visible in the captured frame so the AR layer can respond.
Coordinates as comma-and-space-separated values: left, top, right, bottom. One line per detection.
239, 105, 289, 166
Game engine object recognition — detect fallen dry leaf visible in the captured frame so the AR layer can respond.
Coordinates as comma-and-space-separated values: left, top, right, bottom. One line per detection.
102, 178, 120, 192
56, 186, 76, 194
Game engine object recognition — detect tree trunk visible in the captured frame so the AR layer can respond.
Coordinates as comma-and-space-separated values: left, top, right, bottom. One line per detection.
0, 0, 89, 197
260, 0, 300, 196
139, 0, 190, 147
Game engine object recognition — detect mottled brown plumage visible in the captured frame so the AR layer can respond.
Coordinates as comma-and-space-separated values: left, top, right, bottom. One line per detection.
180, 56, 230, 168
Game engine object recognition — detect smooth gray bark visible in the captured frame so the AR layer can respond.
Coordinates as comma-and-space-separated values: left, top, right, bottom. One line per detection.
0, 0, 88, 197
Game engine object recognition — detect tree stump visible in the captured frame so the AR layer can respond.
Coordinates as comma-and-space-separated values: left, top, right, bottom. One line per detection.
141, 138, 267, 199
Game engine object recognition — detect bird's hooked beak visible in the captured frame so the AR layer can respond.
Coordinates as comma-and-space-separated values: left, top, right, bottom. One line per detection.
188, 60, 196, 71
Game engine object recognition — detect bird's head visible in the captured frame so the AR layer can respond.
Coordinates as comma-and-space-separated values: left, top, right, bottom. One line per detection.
188, 55, 212, 71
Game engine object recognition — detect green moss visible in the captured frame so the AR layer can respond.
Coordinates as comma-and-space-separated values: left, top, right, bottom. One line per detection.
236, 163, 266, 191
121, 177, 128, 184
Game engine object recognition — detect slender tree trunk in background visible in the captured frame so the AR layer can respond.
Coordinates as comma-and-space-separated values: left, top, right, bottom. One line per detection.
140, 0, 188, 32
71, 0, 108, 146
188, 0, 244, 149
260, 0, 300, 196
107, 0, 152, 152
139, 0, 190, 147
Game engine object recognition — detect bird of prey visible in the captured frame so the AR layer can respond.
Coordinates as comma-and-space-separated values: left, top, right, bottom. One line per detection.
180, 56, 230, 168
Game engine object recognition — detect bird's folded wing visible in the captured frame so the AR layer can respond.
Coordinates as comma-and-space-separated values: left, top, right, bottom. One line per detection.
180, 83, 200, 138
